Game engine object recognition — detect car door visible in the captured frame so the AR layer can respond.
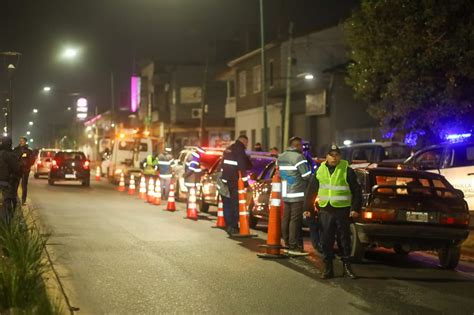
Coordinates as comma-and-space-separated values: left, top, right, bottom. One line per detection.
439, 144, 474, 212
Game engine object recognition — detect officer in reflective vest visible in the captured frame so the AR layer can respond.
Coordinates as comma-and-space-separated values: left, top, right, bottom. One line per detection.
142, 154, 157, 177
303, 144, 362, 279
157, 147, 174, 199
277, 136, 312, 255
183, 149, 202, 192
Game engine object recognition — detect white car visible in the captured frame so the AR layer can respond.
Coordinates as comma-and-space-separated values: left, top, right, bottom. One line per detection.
405, 141, 474, 226
340, 142, 412, 168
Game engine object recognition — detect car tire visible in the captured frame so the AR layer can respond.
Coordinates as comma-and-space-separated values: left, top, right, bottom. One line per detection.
48, 179, 54, 186
393, 244, 410, 255
34, 173, 39, 179
438, 244, 461, 269
248, 202, 258, 229
350, 223, 365, 262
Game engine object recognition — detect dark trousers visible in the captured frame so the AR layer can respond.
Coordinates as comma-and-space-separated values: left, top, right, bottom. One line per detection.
305, 214, 322, 251
282, 201, 304, 249
222, 181, 239, 230
319, 207, 352, 262
18, 171, 29, 203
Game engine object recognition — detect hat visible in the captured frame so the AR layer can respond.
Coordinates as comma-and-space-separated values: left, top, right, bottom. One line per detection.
327, 144, 341, 155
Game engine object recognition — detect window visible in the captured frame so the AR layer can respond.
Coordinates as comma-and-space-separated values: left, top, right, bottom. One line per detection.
238, 71, 247, 97
253, 65, 261, 93
228, 80, 235, 98
352, 148, 374, 162
414, 148, 444, 170
56, 152, 86, 160
239, 130, 247, 136
452, 145, 474, 167
259, 161, 276, 180
269, 60, 274, 87
40, 150, 56, 158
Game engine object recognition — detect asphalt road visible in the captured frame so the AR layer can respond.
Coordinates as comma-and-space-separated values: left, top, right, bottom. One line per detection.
28, 177, 474, 315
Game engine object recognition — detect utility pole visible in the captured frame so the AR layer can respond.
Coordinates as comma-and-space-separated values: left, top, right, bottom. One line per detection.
1, 51, 21, 136
283, 22, 294, 149
259, 0, 268, 150
200, 55, 209, 147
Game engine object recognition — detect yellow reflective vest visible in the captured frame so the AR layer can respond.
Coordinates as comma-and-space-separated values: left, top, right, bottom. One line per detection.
316, 160, 352, 208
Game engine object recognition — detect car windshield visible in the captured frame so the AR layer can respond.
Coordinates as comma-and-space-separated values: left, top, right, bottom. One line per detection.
56, 152, 86, 160
40, 150, 56, 158
372, 174, 456, 198
383, 145, 412, 160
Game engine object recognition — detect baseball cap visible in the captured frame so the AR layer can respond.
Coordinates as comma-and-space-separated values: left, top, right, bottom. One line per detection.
327, 144, 341, 155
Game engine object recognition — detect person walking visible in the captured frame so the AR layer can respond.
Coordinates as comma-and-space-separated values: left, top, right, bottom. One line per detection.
220, 135, 252, 235
277, 137, 312, 255
13, 136, 35, 205
0, 137, 21, 222
157, 147, 174, 199
303, 144, 362, 279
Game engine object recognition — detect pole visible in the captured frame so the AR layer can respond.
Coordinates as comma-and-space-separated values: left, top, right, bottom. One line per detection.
283, 22, 294, 149
200, 54, 209, 146
259, 0, 268, 150
7, 78, 13, 136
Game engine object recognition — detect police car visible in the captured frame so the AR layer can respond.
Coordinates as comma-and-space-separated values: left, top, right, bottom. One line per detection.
340, 142, 412, 168
404, 140, 474, 226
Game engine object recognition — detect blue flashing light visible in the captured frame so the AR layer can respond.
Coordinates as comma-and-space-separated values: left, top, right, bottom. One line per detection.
445, 133, 472, 142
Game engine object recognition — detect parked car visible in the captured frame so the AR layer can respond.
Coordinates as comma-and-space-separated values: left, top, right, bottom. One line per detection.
404, 141, 474, 226
198, 153, 276, 223
340, 142, 412, 168
49, 150, 91, 186
350, 167, 469, 269
173, 147, 224, 200
33, 148, 59, 178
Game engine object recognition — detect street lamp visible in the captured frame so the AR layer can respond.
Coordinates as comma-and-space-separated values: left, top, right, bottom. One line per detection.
29, 121, 34, 126
29, 139, 34, 143
26, 131, 31, 135
1, 51, 22, 135
43, 86, 51, 92
33, 109, 38, 113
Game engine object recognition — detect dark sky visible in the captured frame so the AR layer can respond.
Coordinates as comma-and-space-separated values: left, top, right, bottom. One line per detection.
1, 0, 358, 146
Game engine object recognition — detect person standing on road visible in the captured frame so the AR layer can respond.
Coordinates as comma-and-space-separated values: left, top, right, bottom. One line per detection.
278, 137, 312, 255
0, 137, 21, 222
157, 147, 174, 199
142, 154, 158, 178
220, 135, 252, 235
13, 137, 35, 205
303, 145, 362, 279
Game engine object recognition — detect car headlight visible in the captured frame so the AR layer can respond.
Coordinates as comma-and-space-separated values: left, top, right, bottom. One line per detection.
115, 169, 123, 174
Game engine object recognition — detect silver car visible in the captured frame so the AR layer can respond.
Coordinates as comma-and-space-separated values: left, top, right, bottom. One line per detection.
33, 148, 59, 178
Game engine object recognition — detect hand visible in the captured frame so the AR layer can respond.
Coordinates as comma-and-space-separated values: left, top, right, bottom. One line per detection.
303, 211, 311, 218
350, 211, 359, 218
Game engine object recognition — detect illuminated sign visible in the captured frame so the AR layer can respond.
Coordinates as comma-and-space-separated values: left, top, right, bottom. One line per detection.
76, 97, 88, 121
131, 76, 141, 112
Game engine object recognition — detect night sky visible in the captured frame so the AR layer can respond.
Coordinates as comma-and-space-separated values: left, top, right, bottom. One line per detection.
1, 0, 359, 147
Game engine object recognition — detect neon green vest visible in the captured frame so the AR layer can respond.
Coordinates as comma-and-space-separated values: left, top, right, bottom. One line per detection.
144, 155, 156, 175
316, 160, 352, 208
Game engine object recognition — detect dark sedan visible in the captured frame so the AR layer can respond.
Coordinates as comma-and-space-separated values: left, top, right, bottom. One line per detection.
351, 167, 469, 268
49, 151, 91, 187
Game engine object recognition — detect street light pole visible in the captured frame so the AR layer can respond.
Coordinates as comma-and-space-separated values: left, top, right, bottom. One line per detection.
1, 51, 21, 136
283, 22, 294, 149
259, 0, 268, 150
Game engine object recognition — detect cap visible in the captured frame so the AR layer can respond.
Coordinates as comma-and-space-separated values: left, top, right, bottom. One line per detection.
327, 144, 341, 155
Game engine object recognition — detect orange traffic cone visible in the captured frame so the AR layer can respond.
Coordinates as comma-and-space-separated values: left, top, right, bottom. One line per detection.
95, 166, 101, 181
153, 178, 162, 205
128, 175, 136, 195
139, 176, 147, 199
166, 182, 177, 211
258, 168, 287, 258
118, 172, 126, 192
185, 187, 198, 220
147, 178, 155, 203
213, 195, 226, 228
231, 172, 257, 238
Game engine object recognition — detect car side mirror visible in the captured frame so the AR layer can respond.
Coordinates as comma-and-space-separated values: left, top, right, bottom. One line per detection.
455, 189, 465, 199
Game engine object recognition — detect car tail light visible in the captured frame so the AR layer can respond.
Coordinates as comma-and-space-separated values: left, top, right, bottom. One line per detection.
83, 160, 90, 170
362, 208, 396, 221
439, 213, 469, 226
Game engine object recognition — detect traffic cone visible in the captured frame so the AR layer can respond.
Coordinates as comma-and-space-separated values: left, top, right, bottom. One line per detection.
139, 176, 147, 199
166, 182, 177, 211
213, 195, 226, 228
95, 166, 101, 181
147, 178, 155, 203
185, 187, 198, 220
258, 168, 287, 259
118, 172, 125, 192
231, 172, 257, 238
153, 178, 162, 205
128, 175, 136, 195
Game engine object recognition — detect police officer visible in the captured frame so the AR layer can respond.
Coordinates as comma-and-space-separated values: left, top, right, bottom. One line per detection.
157, 147, 174, 199
183, 148, 202, 193
277, 137, 312, 255
303, 145, 362, 279
13, 136, 35, 205
220, 135, 252, 235
142, 154, 158, 177
0, 137, 21, 222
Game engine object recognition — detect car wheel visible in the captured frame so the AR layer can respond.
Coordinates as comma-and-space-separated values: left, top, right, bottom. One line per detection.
438, 244, 461, 269
48, 179, 54, 186
34, 173, 39, 179
393, 244, 410, 255
248, 202, 258, 229
350, 223, 364, 262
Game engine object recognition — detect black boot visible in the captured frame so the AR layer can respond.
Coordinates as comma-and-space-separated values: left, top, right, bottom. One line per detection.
320, 260, 334, 279
342, 262, 357, 279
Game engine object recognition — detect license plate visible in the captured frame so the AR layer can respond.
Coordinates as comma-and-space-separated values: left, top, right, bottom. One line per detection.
65, 174, 76, 179
406, 211, 428, 222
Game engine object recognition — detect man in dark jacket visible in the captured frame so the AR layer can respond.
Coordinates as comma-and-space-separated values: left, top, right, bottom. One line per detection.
220, 135, 252, 235
0, 137, 21, 222
13, 137, 35, 205
303, 145, 362, 279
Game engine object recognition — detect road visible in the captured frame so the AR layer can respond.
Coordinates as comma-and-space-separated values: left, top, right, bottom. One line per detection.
28, 178, 474, 314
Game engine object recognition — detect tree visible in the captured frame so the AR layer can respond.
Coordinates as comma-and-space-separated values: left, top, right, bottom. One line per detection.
345, 0, 474, 144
